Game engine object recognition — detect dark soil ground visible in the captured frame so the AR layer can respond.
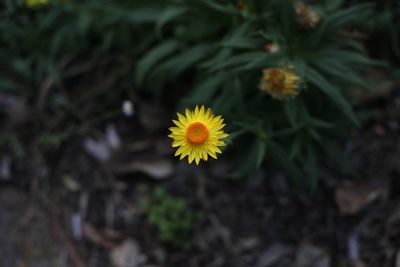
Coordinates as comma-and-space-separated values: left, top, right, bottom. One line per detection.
1, 88, 400, 267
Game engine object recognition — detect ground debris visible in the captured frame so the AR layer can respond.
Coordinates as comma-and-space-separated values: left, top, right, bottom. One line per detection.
111, 239, 147, 267
112, 159, 174, 179
255, 244, 292, 267
335, 181, 383, 215
295, 244, 330, 267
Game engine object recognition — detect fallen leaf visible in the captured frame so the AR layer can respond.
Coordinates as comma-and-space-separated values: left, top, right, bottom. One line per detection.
83, 223, 117, 250
62, 174, 81, 192
295, 244, 330, 267
335, 181, 383, 215
84, 124, 121, 162
125, 140, 152, 153
111, 239, 147, 267
395, 250, 400, 267
234, 237, 259, 253
0, 93, 30, 127
84, 138, 111, 162
106, 124, 121, 150
348, 232, 360, 264
0, 154, 12, 180
355, 260, 367, 267
353, 69, 395, 105
112, 159, 174, 179
256, 244, 292, 267
71, 213, 82, 240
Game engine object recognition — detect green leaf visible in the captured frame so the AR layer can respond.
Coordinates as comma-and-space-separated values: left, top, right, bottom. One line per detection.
152, 44, 211, 82
200, 48, 232, 69
289, 134, 303, 160
271, 124, 305, 138
38, 127, 75, 147
231, 137, 267, 178
311, 58, 369, 89
0, 78, 24, 93
306, 144, 318, 192
319, 138, 356, 176
10, 59, 31, 79
226, 129, 247, 142
156, 6, 187, 35
314, 49, 384, 66
308, 128, 322, 142
306, 117, 334, 129
267, 140, 303, 181
220, 22, 260, 49
135, 40, 181, 85
325, 3, 373, 31
209, 51, 277, 72
237, 53, 280, 71
209, 51, 271, 72
292, 58, 307, 78
306, 66, 359, 125
284, 99, 298, 126
0, 133, 24, 159
197, 0, 237, 15
313, 3, 373, 45
322, 0, 344, 12
255, 139, 267, 168
185, 74, 224, 105
107, 6, 164, 24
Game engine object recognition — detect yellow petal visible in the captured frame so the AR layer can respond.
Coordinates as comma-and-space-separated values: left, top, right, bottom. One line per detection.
177, 112, 188, 125
188, 152, 195, 164
185, 109, 192, 120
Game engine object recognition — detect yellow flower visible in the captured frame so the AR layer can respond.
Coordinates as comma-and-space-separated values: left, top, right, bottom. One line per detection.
25, 0, 49, 8
260, 68, 300, 100
168, 105, 229, 165
295, 1, 321, 29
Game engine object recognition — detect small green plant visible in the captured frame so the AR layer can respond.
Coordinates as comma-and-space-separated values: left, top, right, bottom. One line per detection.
139, 185, 203, 248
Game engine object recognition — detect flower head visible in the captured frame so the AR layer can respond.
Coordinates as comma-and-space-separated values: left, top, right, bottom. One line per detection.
168, 105, 229, 165
25, 0, 49, 8
260, 68, 300, 100
295, 2, 321, 29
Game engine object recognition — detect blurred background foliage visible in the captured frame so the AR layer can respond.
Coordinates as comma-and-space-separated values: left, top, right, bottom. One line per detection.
0, 0, 398, 186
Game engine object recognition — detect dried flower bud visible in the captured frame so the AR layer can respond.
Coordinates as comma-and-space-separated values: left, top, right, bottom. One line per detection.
264, 42, 280, 53
260, 68, 300, 100
295, 2, 321, 29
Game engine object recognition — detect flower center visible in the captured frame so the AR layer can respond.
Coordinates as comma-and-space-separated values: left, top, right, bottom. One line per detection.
267, 69, 286, 90
186, 122, 208, 144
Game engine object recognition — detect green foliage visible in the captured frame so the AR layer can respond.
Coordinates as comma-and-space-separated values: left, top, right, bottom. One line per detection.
0, 132, 24, 159
366, 0, 400, 72
130, 0, 380, 183
38, 125, 75, 148
0, 0, 394, 186
137, 1, 381, 184
139, 185, 203, 248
